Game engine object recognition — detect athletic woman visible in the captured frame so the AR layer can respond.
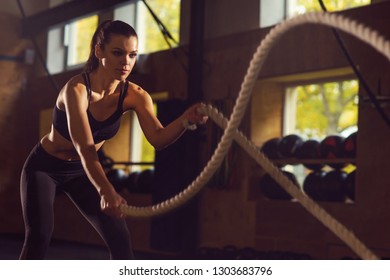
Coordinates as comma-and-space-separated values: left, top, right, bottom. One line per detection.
19, 20, 207, 259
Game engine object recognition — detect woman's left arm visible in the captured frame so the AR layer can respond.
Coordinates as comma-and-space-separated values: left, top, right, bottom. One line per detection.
128, 86, 207, 150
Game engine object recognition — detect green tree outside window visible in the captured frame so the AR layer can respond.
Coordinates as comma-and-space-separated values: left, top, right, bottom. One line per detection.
288, 79, 358, 139
67, 15, 98, 66
291, 0, 370, 15
138, 0, 180, 54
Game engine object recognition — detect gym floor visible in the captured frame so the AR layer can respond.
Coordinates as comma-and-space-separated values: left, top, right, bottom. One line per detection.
0, 233, 318, 260
0, 234, 178, 260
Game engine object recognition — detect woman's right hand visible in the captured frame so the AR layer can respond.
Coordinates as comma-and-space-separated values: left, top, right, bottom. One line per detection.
100, 189, 127, 219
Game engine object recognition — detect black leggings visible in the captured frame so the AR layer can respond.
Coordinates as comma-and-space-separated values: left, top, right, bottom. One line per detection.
19, 143, 134, 260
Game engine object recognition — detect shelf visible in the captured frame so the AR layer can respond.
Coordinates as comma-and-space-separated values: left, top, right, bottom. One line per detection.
271, 158, 356, 165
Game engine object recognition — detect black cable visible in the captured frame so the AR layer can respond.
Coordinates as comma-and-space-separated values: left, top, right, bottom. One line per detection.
140, 0, 189, 73
141, 0, 178, 45
318, 0, 390, 128
16, 0, 60, 94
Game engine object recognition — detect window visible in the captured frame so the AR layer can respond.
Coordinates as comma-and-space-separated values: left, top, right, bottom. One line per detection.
114, 0, 181, 54
64, 15, 99, 67
285, 79, 359, 139
47, 14, 98, 73
129, 103, 157, 172
260, 0, 371, 28
288, 0, 371, 18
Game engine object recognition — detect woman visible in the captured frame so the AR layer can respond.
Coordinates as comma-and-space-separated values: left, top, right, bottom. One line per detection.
19, 20, 207, 260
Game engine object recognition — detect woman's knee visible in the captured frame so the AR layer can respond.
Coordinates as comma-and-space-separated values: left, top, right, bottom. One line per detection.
104, 220, 134, 259
20, 228, 53, 259
26, 224, 53, 246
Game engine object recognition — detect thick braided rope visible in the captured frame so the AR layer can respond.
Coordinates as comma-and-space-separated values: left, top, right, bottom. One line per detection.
121, 12, 389, 258
201, 105, 378, 260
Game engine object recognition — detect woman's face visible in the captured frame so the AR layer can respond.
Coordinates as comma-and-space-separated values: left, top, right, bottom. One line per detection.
97, 34, 138, 81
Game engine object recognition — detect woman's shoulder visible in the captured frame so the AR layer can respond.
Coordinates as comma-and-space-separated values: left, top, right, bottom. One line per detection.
60, 74, 88, 98
58, 74, 88, 105
127, 81, 146, 94
126, 81, 151, 100
123, 81, 152, 109
66, 74, 86, 89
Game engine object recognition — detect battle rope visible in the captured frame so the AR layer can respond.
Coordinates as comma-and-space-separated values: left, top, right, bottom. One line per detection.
121, 12, 390, 259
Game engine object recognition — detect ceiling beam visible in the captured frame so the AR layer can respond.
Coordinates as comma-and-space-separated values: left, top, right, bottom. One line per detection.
22, 0, 134, 37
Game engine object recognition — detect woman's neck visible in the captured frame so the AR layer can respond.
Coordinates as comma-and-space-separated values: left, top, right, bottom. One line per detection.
88, 70, 121, 96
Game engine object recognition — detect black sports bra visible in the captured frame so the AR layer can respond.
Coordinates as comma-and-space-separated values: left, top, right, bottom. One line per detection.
52, 73, 128, 144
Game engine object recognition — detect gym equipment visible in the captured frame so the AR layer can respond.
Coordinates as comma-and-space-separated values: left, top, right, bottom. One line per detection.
303, 171, 327, 201
98, 149, 114, 168
296, 139, 324, 170
260, 171, 298, 200
260, 138, 281, 159
278, 134, 303, 159
136, 169, 154, 193
322, 170, 348, 202
345, 170, 356, 201
106, 168, 127, 192
343, 132, 357, 158
124, 171, 140, 193
319, 135, 346, 169
119, 12, 386, 260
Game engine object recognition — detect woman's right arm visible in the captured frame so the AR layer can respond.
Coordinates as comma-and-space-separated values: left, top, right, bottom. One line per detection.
61, 78, 126, 218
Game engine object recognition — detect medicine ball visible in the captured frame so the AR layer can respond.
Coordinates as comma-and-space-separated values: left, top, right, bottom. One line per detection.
295, 139, 324, 171
137, 169, 154, 193
322, 170, 348, 202
260, 171, 298, 200
106, 168, 127, 192
260, 137, 281, 159
343, 132, 357, 158
124, 171, 140, 193
345, 170, 356, 201
278, 134, 304, 158
320, 135, 346, 169
98, 149, 113, 168
303, 170, 326, 201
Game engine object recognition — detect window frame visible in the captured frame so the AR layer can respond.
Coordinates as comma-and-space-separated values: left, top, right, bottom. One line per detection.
260, 0, 372, 28
282, 75, 359, 139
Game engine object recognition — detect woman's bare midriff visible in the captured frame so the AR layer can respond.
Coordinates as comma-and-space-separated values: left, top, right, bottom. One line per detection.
40, 128, 104, 161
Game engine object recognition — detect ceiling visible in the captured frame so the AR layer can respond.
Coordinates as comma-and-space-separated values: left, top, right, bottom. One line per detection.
0, 0, 73, 18
0, 1, 21, 16
0, 0, 130, 37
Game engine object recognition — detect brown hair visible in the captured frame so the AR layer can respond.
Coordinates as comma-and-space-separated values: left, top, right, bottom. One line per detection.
84, 20, 138, 73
